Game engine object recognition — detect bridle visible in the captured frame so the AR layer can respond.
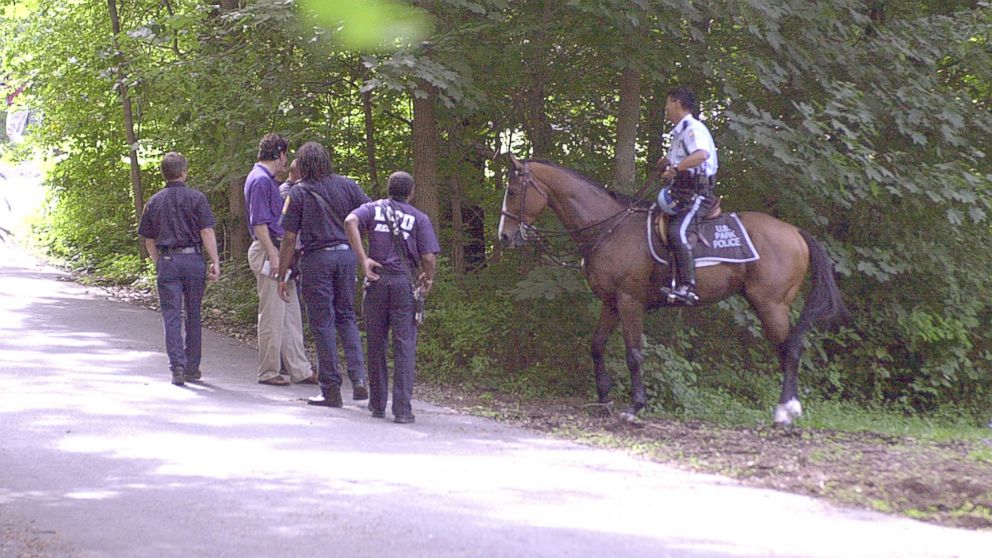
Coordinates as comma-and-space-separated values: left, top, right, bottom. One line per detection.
500, 162, 548, 242
501, 160, 661, 267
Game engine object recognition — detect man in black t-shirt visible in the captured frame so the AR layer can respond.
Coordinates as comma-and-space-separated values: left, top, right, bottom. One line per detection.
277, 142, 370, 408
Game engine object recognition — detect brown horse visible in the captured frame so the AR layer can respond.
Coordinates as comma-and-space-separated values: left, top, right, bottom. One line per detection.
497, 156, 849, 425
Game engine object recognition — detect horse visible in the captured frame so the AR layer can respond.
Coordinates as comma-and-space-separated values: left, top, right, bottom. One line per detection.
497, 155, 850, 425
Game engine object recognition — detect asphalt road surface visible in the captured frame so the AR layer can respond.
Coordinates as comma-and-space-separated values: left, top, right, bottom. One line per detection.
2, 245, 991, 557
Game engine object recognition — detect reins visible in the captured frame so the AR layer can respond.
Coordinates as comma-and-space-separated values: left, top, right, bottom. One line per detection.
501, 163, 662, 267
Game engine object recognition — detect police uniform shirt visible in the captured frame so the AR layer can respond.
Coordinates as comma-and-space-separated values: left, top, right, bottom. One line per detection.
667, 114, 718, 177
138, 181, 215, 248
349, 199, 441, 274
282, 174, 371, 252
244, 163, 285, 241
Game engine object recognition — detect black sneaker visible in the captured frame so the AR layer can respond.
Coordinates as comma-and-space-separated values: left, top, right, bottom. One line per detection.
171, 366, 185, 386
307, 389, 343, 408
185, 368, 201, 382
393, 415, 415, 424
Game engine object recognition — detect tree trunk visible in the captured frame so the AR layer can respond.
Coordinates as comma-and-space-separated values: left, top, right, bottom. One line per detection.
217, 0, 250, 261
645, 90, 666, 175
412, 82, 439, 232
227, 176, 248, 261
108, 0, 147, 258
362, 88, 380, 195
523, 0, 556, 158
612, 66, 641, 189
447, 136, 465, 274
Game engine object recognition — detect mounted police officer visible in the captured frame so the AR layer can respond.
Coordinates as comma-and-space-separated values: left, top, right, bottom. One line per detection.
344, 171, 439, 424
656, 85, 719, 305
276, 141, 370, 408
138, 152, 220, 385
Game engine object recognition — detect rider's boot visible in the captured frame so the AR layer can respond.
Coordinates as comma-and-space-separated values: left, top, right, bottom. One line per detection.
665, 244, 699, 305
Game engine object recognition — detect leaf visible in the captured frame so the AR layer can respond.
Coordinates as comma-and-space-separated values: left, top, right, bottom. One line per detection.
299, 0, 433, 51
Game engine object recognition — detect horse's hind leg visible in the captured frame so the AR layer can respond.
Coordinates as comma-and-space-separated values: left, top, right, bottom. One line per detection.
752, 299, 803, 425
617, 294, 647, 418
775, 341, 803, 425
591, 304, 619, 406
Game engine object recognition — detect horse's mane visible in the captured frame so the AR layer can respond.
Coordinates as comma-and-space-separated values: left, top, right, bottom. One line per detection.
526, 159, 654, 209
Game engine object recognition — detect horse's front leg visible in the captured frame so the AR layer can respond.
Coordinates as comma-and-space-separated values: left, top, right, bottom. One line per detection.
590, 303, 619, 407
617, 294, 646, 418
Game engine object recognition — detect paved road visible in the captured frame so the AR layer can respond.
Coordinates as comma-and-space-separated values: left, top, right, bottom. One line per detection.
1, 246, 991, 557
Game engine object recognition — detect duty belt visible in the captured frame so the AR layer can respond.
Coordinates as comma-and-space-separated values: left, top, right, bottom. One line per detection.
159, 245, 201, 254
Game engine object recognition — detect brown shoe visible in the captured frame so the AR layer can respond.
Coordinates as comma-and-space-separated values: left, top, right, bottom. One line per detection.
295, 373, 318, 385
258, 375, 290, 386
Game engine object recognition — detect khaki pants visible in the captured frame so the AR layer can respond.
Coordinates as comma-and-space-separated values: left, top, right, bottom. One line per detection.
248, 240, 312, 382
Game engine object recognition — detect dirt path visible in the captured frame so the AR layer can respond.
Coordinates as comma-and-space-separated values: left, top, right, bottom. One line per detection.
418, 388, 992, 530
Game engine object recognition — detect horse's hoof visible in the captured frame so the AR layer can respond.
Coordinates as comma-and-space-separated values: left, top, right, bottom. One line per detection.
619, 410, 639, 423
773, 398, 802, 426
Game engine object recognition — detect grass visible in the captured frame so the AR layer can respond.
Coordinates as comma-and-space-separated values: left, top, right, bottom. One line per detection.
801, 400, 990, 442
637, 384, 991, 442
968, 447, 992, 465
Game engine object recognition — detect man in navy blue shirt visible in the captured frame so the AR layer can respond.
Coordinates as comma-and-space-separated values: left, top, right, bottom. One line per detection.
138, 152, 220, 385
345, 171, 440, 423
276, 141, 370, 408
244, 133, 314, 387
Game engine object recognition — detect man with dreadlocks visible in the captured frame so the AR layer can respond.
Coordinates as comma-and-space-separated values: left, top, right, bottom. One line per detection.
656, 85, 719, 305
276, 141, 371, 408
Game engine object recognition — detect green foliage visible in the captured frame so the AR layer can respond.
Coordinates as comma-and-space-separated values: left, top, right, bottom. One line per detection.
418, 255, 597, 397
300, 0, 433, 51
201, 260, 258, 326
635, 333, 704, 415
3, 0, 992, 422
94, 254, 148, 285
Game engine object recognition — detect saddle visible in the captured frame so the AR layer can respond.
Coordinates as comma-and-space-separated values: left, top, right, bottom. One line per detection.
654, 198, 721, 246
648, 202, 760, 269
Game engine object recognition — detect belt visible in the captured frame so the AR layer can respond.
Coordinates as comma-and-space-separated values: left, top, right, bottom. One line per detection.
159, 246, 201, 254
320, 243, 350, 251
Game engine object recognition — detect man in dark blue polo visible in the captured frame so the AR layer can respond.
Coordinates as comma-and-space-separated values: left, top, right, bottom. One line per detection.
138, 152, 220, 385
244, 133, 314, 387
345, 171, 439, 424
276, 141, 370, 408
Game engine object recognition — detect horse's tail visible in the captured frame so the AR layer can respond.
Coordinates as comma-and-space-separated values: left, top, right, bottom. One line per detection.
787, 230, 851, 347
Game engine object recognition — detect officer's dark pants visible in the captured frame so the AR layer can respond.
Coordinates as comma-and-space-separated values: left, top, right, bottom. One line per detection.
668, 193, 718, 283
156, 253, 206, 372
300, 248, 366, 392
362, 273, 418, 418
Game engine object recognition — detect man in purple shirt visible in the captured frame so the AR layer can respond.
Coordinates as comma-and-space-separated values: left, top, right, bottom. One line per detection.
244, 133, 314, 386
345, 171, 440, 423
138, 152, 220, 385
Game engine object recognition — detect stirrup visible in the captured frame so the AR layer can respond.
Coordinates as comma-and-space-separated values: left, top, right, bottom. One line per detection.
661, 285, 699, 305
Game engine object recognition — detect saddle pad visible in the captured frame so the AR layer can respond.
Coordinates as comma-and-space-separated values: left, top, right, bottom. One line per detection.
649, 211, 760, 268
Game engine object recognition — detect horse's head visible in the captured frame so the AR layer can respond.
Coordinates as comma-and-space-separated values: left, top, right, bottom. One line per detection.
498, 154, 549, 248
